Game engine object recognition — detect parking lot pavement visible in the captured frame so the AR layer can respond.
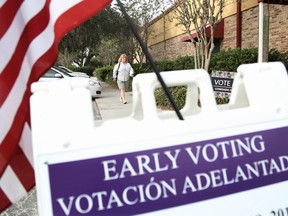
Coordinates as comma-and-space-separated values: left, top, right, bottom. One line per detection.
0, 82, 133, 216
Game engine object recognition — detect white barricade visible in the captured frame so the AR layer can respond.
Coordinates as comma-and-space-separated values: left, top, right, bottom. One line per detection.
30, 62, 288, 216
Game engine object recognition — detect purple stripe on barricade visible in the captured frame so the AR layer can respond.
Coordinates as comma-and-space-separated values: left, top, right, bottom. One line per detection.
48, 126, 288, 215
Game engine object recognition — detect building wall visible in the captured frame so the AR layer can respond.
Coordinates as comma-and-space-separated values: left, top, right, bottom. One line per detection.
149, 33, 194, 61
148, 3, 288, 61
241, 6, 262, 49
268, 4, 288, 52
221, 15, 237, 50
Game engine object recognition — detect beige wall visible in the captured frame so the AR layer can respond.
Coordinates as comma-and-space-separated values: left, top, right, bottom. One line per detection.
148, 9, 184, 46
147, 1, 288, 61
148, 0, 253, 47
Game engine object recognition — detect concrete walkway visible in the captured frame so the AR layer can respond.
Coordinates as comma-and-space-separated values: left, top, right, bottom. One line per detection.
93, 82, 133, 124
0, 82, 133, 216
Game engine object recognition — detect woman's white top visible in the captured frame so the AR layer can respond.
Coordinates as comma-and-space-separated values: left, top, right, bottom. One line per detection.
113, 62, 134, 81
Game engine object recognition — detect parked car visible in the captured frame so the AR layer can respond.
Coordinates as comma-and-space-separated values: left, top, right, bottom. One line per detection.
54, 65, 90, 78
38, 67, 101, 98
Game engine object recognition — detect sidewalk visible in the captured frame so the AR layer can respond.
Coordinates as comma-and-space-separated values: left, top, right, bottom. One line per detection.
0, 82, 133, 216
94, 82, 133, 124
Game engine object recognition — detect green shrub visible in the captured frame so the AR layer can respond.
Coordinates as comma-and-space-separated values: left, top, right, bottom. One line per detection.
132, 63, 152, 75
269, 48, 287, 62
209, 48, 258, 73
154, 86, 187, 110
174, 56, 195, 70
155, 61, 177, 71
240, 48, 258, 64
94, 66, 113, 81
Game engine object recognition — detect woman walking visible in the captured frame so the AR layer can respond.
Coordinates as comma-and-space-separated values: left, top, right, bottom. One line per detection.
113, 54, 134, 104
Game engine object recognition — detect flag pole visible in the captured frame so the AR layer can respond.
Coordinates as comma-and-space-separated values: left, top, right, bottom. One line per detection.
258, 0, 264, 63
115, 0, 184, 120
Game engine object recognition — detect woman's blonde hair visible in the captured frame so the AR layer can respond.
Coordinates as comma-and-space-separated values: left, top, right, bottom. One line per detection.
118, 54, 128, 63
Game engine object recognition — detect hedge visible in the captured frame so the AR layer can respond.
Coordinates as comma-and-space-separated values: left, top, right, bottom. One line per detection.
93, 48, 288, 108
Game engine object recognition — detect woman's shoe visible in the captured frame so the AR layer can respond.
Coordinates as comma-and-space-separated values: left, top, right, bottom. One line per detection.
123, 101, 127, 104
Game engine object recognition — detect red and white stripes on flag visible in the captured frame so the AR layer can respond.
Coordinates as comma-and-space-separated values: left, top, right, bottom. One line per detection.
0, 0, 111, 212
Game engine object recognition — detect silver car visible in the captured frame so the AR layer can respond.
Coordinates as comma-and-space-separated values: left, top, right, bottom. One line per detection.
38, 67, 102, 98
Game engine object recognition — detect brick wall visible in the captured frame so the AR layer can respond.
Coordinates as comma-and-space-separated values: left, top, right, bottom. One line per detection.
149, 4, 288, 61
149, 34, 194, 61
222, 16, 237, 50
268, 4, 288, 52
241, 6, 260, 49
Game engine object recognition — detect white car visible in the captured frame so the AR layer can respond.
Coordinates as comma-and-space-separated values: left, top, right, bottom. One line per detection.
55, 65, 90, 78
38, 67, 102, 98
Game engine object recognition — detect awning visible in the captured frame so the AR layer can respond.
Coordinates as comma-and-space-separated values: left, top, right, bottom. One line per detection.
258, 0, 288, 4
181, 19, 224, 42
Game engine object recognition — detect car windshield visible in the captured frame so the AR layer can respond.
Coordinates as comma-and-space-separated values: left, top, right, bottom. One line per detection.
60, 66, 73, 73
61, 70, 73, 77
51, 67, 73, 77
43, 68, 73, 78
54, 66, 72, 74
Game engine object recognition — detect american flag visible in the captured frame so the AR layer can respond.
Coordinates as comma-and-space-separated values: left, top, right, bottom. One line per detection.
0, 0, 111, 212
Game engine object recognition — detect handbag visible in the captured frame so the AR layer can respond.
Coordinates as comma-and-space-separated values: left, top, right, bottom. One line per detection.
113, 63, 120, 81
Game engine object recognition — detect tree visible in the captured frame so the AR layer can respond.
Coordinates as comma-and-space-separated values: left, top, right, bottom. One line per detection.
113, 0, 166, 65
57, 48, 77, 66
168, 0, 224, 71
57, 1, 169, 67
58, 6, 128, 66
